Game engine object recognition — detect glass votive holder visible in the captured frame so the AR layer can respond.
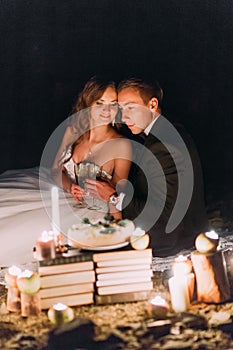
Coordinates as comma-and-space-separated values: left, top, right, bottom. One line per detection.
147, 292, 170, 319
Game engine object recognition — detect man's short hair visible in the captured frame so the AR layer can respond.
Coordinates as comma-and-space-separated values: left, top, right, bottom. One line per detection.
117, 78, 163, 107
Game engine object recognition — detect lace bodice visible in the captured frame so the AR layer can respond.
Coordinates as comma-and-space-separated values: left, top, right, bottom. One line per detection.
60, 145, 112, 184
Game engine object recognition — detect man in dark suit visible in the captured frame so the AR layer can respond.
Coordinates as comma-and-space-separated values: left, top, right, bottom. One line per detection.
86, 78, 208, 257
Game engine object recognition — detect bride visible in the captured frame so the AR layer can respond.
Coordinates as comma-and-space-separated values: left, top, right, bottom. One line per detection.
52, 76, 132, 218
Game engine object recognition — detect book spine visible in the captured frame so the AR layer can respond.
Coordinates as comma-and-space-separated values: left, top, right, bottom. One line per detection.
39, 282, 94, 298
39, 252, 93, 266
39, 261, 94, 276
97, 281, 153, 295
40, 270, 95, 288
95, 291, 151, 304
96, 257, 152, 267
93, 249, 152, 262
97, 269, 153, 281
41, 293, 94, 309
96, 275, 152, 287
95, 263, 151, 274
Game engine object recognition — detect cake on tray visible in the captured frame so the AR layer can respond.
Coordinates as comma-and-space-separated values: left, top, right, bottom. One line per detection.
67, 216, 135, 248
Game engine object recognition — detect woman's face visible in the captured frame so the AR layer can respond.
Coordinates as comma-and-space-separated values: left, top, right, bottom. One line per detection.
90, 86, 118, 127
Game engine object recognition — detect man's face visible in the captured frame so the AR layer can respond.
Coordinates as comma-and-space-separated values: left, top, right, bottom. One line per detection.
118, 88, 153, 134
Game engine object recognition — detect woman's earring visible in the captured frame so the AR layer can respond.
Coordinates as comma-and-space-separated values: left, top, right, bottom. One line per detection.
112, 118, 115, 127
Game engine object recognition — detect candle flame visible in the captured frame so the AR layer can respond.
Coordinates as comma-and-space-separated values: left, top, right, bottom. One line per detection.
150, 295, 167, 307
205, 230, 219, 240
19, 269, 34, 278
175, 255, 188, 262
41, 230, 52, 242
53, 303, 67, 311
8, 265, 22, 276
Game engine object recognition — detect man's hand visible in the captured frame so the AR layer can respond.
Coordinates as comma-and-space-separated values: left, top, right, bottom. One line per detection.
85, 179, 115, 202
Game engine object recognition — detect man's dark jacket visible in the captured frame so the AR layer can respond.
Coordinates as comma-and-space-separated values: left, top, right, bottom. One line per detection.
122, 115, 208, 257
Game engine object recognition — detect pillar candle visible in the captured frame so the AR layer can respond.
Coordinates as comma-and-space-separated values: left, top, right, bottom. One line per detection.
168, 276, 190, 313
172, 255, 195, 301
36, 230, 56, 261
51, 186, 61, 242
5, 266, 22, 312
172, 255, 192, 275
20, 292, 41, 317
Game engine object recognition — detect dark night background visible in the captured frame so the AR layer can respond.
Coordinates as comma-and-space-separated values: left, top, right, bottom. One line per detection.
1, 0, 233, 204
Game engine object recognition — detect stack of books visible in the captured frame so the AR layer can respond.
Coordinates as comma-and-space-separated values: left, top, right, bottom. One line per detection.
93, 249, 153, 305
38, 251, 95, 309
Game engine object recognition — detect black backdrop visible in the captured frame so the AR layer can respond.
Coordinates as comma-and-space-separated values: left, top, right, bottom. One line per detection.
1, 0, 233, 201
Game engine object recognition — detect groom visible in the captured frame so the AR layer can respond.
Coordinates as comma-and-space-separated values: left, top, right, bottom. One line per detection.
85, 78, 208, 257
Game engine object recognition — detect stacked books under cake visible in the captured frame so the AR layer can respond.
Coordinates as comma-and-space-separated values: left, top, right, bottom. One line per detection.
93, 249, 153, 304
38, 251, 95, 309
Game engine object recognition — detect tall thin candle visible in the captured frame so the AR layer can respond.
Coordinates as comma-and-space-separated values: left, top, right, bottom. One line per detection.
51, 186, 61, 240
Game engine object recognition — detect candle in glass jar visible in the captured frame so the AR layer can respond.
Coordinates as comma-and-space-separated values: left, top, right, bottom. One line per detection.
130, 227, 150, 250
195, 230, 219, 254
17, 270, 41, 317
148, 295, 169, 319
36, 230, 56, 261
48, 303, 74, 325
17, 270, 40, 295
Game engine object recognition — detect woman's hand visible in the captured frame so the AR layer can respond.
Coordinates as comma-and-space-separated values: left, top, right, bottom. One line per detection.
70, 183, 86, 203
85, 179, 115, 202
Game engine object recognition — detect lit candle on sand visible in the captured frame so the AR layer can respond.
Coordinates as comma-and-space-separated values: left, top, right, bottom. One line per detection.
169, 255, 191, 312
172, 255, 195, 301
48, 303, 74, 325
36, 230, 56, 261
172, 255, 192, 275
5, 265, 22, 312
148, 295, 169, 319
17, 270, 41, 317
51, 186, 61, 242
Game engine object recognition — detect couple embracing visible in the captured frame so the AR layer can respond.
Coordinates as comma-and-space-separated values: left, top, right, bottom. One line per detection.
52, 76, 207, 257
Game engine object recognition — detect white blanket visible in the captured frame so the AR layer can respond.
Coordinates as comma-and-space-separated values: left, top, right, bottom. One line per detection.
0, 167, 108, 266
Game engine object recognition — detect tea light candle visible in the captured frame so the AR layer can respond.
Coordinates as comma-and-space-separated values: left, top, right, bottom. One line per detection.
5, 266, 22, 312
36, 230, 56, 261
48, 303, 74, 325
168, 276, 190, 313
195, 230, 219, 254
17, 270, 41, 317
130, 227, 150, 250
148, 295, 169, 319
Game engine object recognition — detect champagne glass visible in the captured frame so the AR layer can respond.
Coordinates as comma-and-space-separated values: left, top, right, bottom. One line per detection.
86, 162, 101, 210
73, 163, 88, 208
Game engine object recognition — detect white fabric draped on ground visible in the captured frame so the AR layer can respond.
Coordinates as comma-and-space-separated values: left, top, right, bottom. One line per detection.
0, 167, 108, 266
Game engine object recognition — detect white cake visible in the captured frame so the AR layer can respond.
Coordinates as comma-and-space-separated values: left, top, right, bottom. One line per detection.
67, 217, 135, 248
